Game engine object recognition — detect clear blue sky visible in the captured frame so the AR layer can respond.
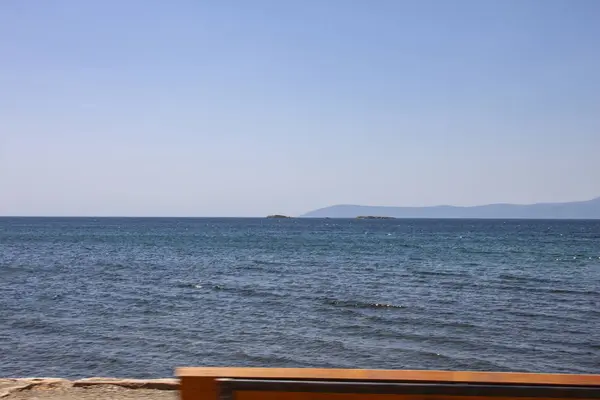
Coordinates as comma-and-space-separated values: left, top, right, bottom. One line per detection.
1, 0, 599, 217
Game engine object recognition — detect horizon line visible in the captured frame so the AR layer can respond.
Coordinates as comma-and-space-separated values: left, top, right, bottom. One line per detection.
1, 216, 600, 221
2, 196, 598, 220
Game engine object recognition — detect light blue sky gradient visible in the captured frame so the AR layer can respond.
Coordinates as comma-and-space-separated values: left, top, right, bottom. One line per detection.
2, 1, 599, 216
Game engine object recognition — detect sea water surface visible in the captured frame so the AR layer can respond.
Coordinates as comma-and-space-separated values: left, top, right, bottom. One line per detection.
0, 217, 598, 378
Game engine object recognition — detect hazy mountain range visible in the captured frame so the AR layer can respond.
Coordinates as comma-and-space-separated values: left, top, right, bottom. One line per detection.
301, 197, 600, 219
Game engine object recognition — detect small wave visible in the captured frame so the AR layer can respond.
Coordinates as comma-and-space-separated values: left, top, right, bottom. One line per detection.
496, 273, 563, 284
93, 262, 129, 269
436, 280, 471, 289
175, 282, 205, 290
209, 284, 288, 301
409, 269, 469, 278
252, 259, 283, 266
506, 309, 590, 323
324, 298, 405, 309
572, 233, 600, 239
234, 261, 284, 273
234, 349, 315, 367
520, 286, 598, 296
461, 262, 480, 267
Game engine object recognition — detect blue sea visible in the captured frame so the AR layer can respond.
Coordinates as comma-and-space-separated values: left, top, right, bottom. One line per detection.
0, 217, 598, 378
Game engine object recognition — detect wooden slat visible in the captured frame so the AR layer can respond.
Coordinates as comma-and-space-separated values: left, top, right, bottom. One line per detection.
177, 367, 600, 386
217, 378, 600, 397
235, 394, 597, 400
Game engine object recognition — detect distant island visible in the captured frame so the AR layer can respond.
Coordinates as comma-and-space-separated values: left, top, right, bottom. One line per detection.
301, 196, 600, 219
266, 214, 292, 219
356, 216, 395, 220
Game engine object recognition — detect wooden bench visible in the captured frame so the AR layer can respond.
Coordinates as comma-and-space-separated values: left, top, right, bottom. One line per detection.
177, 368, 600, 400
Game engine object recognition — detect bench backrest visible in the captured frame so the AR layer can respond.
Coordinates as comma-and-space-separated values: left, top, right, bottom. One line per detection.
177, 368, 600, 400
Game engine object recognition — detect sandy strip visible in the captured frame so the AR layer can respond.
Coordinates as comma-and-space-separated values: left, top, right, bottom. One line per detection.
0, 378, 178, 400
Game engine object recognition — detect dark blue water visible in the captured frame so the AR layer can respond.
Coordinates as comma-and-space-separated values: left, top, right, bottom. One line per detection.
1, 217, 598, 378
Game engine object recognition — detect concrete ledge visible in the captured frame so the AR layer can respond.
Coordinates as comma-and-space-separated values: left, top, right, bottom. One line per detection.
0, 381, 31, 398
1, 379, 71, 398
0, 378, 178, 397
73, 378, 178, 390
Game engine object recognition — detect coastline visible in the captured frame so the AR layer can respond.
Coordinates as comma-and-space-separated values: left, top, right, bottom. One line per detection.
1, 378, 178, 399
